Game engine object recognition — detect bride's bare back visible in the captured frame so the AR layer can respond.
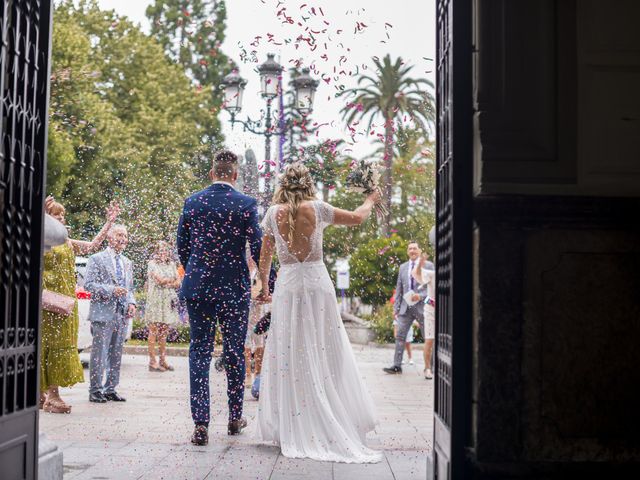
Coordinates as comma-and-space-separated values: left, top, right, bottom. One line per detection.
264, 200, 332, 264
257, 194, 378, 299
272, 201, 318, 262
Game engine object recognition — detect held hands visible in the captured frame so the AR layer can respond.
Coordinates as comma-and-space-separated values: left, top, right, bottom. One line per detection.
127, 304, 136, 318
411, 294, 421, 302
256, 287, 272, 304
114, 287, 128, 298
152, 273, 180, 289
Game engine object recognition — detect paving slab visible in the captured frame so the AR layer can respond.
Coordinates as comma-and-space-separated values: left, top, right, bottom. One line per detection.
40, 344, 432, 479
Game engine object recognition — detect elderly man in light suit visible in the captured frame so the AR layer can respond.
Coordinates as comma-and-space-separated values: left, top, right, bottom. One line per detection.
84, 224, 136, 403
384, 241, 434, 374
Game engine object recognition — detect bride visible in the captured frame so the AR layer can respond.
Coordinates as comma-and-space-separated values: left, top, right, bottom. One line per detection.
255, 162, 383, 464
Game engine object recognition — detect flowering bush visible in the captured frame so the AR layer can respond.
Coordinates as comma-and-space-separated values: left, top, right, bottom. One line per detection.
131, 319, 191, 344
350, 235, 408, 306
368, 302, 395, 343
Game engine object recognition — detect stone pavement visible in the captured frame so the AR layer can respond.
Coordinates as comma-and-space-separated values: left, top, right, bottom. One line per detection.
40, 344, 433, 480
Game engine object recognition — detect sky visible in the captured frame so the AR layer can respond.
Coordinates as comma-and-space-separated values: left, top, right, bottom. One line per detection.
96, 0, 436, 165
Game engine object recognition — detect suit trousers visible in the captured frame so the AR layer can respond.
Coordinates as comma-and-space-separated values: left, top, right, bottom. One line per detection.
187, 298, 249, 425
89, 319, 126, 394
394, 305, 425, 368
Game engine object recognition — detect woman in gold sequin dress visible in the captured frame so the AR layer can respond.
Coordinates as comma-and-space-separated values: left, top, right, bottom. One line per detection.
41, 198, 119, 413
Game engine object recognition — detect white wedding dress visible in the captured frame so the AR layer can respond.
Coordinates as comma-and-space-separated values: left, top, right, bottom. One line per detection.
256, 200, 382, 463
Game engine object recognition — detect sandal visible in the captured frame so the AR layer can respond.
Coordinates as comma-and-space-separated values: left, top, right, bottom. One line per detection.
160, 362, 174, 372
149, 364, 166, 372
43, 398, 71, 414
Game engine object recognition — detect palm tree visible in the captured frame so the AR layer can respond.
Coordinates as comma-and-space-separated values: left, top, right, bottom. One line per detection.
369, 127, 435, 214
340, 55, 435, 235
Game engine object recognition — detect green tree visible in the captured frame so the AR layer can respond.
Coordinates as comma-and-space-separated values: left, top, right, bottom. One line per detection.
349, 235, 408, 306
49, 0, 207, 279
302, 139, 344, 202
369, 127, 436, 250
322, 129, 435, 270
146, 0, 233, 157
340, 55, 435, 235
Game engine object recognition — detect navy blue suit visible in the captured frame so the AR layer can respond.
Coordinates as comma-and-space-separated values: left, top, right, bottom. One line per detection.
177, 182, 261, 425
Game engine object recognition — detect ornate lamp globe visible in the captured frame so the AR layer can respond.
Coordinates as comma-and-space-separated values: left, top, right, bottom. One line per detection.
221, 69, 247, 113
291, 68, 319, 113
258, 54, 283, 99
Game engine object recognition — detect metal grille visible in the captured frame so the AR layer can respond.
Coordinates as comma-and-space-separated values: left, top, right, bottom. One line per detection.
436, 0, 453, 430
432, 0, 472, 479
1, 0, 52, 477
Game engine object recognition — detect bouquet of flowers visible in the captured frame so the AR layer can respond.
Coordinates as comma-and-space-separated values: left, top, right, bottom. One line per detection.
345, 158, 388, 219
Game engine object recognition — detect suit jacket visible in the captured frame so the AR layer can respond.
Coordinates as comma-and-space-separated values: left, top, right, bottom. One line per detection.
85, 249, 136, 323
177, 183, 262, 304
394, 260, 434, 316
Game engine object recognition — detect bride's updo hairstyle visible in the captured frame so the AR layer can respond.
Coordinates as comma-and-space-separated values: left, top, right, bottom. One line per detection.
272, 162, 317, 244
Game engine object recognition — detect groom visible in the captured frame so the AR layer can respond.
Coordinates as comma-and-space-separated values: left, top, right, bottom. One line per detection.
177, 150, 262, 446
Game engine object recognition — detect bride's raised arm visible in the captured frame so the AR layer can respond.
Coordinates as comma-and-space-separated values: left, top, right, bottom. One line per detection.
331, 191, 381, 226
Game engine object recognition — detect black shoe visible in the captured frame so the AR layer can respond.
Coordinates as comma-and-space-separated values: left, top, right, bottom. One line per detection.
214, 356, 226, 372
191, 425, 208, 446
89, 392, 107, 403
104, 392, 126, 402
228, 417, 248, 436
383, 366, 402, 374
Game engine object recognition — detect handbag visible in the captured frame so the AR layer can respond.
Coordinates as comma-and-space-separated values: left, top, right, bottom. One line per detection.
42, 289, 75, 316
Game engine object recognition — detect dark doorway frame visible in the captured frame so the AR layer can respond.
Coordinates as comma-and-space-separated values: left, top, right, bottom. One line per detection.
0, 1, 54, 479
430, 0, 473, 479
0, 1, 477, 479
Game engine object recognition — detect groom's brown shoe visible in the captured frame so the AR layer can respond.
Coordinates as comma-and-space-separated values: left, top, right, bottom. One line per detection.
228, 417, 247, 436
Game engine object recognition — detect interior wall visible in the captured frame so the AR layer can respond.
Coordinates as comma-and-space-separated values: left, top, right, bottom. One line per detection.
473, 0, 640, 197
469, 0, 640, 476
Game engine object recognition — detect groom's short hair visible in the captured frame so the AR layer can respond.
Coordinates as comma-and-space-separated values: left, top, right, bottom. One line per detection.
213, 150, 239, 178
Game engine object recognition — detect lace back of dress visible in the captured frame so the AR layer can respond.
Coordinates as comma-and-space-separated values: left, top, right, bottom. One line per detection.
268, 201, 329, 265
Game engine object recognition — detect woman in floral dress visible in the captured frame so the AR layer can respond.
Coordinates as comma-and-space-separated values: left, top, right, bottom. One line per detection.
145, 241, 181, 372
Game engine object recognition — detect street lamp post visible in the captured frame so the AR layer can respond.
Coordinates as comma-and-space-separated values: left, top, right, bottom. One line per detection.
220, 54, 318, 215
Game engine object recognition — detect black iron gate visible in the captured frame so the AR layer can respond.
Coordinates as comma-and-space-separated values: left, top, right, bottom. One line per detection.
430, 0, 473, 479
0, 1, 53, 479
